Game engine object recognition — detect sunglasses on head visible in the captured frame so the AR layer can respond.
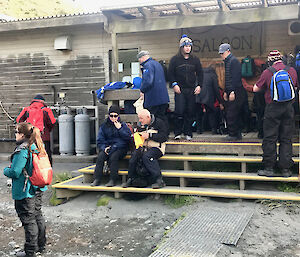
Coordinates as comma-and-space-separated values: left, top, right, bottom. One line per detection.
109, 114, 119, 118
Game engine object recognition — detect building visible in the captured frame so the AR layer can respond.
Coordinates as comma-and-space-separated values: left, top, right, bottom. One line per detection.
0, 0, 299, 139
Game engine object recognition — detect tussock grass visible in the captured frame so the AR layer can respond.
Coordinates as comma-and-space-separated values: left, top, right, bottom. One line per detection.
164, 195, 197, 208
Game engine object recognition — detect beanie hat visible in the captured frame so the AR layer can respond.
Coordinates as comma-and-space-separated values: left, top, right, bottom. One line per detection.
179, 34, 193, 47
33, 94, 45, 101
108, 105, 120, 115
268, 50, 282, 62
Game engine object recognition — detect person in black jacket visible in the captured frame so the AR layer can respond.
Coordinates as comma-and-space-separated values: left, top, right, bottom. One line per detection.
219, 43, 247, 140
168, 35, 203, 140
91, 105, 132, 187
122, 109, 168, 189
196, 66, 224, 134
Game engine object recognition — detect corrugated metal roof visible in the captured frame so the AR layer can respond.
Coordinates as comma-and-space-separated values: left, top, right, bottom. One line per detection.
0, 0, 298, 23
0, 11, 102, 23
99, 0, 298, 18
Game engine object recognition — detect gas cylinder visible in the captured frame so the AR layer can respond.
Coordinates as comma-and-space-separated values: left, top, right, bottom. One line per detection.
75, 107, 90, 156
58, 108, 74, 155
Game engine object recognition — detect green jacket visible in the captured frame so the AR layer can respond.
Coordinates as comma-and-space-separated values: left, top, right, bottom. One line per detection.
4, 142, 47, 200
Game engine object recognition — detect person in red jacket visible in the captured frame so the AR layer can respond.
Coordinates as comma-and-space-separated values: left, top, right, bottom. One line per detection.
16, 95, 56, 165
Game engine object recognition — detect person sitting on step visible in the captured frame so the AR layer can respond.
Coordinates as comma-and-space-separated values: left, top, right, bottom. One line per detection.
122, 109, 168, 189
91, 105, 132, 187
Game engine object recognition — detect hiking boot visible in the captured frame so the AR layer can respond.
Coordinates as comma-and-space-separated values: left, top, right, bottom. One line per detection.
90, 179, 101, 187
224, 135, 241, 141
185, 135, 192, 141
281, 169, 292, 178
152, 178, 166, 189
174, 135, 181, 140
16, 251, 36, 257
122, 178, 133, 188
257, 168, 276, 177
105, 180, 116, 187
197, 129, 203, 134
37, 246, 45, 254
212, 129, 218, 135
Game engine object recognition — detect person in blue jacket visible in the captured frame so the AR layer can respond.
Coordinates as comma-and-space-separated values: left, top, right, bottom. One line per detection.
138, 50, 169, 126
4, 122, 47, 257
91, 105, 132, 187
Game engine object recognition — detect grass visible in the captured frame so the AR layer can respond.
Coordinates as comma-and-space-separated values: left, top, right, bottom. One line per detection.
257, 199, 300, 212
164, 195, 197, 208
49, 172, 72, 206
97, 195, 113, 206
278, 183, 300, 194
152, 212, 187, 252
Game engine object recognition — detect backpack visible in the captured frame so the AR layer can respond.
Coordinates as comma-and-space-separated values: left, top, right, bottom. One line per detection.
23, 151, 53, 190
26, 105, 45, 132
295, 51, 300, 67
268, 66, 295, 102
241, 56, 255, 78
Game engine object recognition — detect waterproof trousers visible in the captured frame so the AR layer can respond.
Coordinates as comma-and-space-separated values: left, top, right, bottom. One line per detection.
15, 190, 46, 256
262, 101, 294, 170
128, 147, 163, 183
94, 148, 128, 182
174, 88, 195, 137
225, 87, 246, 137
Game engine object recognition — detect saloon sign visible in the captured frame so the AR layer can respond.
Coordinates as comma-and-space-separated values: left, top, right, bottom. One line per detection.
183, 23, 262, 58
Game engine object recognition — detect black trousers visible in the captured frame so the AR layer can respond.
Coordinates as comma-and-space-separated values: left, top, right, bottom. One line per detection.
128, 147, 163, 183
174, 88, 195, 137
15, 190, 46, 256
147, 104, 169, 134
225, 88, 246, 137
262, 101, 295, 170
44, 141, 52, 166
205, 105, 218, 131
94, 148, 128, 182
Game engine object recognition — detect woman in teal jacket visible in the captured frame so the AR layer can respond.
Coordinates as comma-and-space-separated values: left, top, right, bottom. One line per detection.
4, 122, 47, 257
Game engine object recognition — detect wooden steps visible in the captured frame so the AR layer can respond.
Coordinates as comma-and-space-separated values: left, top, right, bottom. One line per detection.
52, 175, 300, 201
51, 140, 300, 201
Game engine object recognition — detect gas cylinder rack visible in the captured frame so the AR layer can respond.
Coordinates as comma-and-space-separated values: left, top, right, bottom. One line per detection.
50, 105, 100, 155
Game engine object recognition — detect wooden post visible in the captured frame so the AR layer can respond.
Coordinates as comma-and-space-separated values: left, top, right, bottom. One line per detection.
239, 153, 246, 190
111, 32, 119, 82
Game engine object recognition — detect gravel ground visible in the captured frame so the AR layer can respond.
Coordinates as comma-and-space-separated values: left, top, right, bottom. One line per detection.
1, 160, 300, 257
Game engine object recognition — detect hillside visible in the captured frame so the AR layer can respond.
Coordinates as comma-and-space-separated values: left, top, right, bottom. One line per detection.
0, 0, 82, 19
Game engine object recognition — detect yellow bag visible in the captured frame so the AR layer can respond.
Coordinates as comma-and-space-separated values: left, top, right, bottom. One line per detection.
133, 132, 145, 149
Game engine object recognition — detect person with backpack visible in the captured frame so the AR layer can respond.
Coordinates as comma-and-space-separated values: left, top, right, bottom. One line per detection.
4, 123, 48, 257
90, 105, 132, 187
253, 50, 299, 177
16, 95, 56, 165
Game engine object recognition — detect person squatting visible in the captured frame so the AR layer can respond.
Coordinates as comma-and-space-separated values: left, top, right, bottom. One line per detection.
91, 107, 168, 189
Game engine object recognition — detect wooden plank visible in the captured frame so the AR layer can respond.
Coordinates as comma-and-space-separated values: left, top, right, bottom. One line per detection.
52, 175, 300, 201
80, 168, 300, 182
103, 89, 140, 101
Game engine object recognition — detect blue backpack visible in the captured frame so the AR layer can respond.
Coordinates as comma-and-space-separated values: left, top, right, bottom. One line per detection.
295, 51, 300, 67
268, 66, 295, 102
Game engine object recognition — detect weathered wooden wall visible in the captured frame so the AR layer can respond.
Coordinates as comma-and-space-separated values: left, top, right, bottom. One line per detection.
0, 24, 108, 138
